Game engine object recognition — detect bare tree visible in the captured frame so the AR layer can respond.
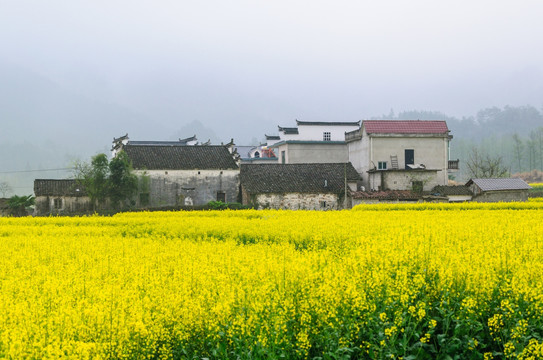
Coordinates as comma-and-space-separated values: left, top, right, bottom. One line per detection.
466, 147, 509, 178
511, 133, 524, 173
0, 181, 12, 197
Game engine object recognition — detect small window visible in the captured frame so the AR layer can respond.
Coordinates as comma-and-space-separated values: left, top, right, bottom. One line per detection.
378, 161, 387, 170
53, 198, 63, 209
281, 151, 286, 164
323, 132, 331, 141
254, 151, 260, 158
216, 191, 226, 202
321, 201, 327, 208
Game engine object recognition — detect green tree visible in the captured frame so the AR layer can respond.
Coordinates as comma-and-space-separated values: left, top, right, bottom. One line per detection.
108, 151, 138, 209
74, 153, 110, 210
7, 194, 35, 217
74, 151, 138, 211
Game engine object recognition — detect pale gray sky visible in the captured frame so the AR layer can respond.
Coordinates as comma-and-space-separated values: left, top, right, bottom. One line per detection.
1, 0, 543, 145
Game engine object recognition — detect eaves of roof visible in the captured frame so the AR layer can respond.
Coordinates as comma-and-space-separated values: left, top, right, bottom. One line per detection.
269, 140, 346, 148
296, 120, 361, 126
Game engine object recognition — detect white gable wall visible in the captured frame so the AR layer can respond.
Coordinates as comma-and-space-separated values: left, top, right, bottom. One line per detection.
296, 124, 359, 141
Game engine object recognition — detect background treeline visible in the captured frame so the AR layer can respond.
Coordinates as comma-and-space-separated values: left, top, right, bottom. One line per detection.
373, 105, 543, 182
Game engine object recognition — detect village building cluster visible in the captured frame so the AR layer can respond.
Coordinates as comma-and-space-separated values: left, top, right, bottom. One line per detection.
33, 120, 532, 215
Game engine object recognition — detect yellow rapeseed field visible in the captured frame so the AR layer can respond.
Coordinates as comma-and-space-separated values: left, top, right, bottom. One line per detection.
1, 203, 543, 359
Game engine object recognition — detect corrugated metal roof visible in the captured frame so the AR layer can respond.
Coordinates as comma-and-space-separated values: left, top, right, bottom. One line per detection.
466, 178, 532, 191
363, 120, 449, 134
241, 163, 360, 194
124, 145, 239, 170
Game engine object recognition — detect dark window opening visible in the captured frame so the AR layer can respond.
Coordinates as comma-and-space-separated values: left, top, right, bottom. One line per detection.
405, 149, 414, 169
254, 151, 260, 158
216, 191, 226, 202
53, 198, 62, 209
323, 132, 331, 141
378, 161, 387, 170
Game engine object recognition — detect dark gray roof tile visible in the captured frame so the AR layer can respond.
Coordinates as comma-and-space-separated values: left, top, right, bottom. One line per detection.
34, 179, 86, 197
124, 145, 238, 170
241, 163, 360, 194
466, 178, 531, 191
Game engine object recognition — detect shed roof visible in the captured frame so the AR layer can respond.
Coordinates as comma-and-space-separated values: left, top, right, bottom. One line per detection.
466, 178, 532, 191
363, 120, 449, 134
34, 179, 86, 197
123, 144, 238, 170
241, 163, 360, 194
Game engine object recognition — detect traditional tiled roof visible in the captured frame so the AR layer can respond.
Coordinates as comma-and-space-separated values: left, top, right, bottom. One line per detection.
124, 144, 238, 170
277, 126, 299, 135
431, 185, 472, 196
466, 178, 532, 191
128, 140, 189, 146
363, 120, 449, 134
34, 179, 86, 197
241, 163, 361, 194
265, 134, 281, 140
296, 120, 361, 126
178, 135, 197, 144
351, 190, 421, 200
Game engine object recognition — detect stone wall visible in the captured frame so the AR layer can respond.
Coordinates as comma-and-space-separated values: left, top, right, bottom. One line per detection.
34, 195, 93, 215
253, 192, 340, 210
137, 169, 240, 207
368, 170, 439, 192
471, 190, 529, 203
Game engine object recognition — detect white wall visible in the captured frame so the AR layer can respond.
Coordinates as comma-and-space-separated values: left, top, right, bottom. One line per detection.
348, 130, 449, 189
295, 124, 359, 141
135, 169, 240, 207
274, 143, 349, 164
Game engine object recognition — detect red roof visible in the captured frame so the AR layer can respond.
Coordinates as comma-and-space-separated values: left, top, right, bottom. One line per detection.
363, 120, 449, 134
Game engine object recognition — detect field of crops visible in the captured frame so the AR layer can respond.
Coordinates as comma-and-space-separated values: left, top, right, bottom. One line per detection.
1, 203, 543, 359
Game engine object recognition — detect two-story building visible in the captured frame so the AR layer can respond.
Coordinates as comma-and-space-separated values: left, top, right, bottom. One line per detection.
271, 120, 360, 164
119, 140, 240, 207
346, 120, 458, 192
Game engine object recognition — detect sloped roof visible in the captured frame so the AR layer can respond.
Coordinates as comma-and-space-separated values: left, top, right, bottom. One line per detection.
34, 179, 86, 197
363, 120, 449, 134
296, 120, 361, 126
466, 178, 532, 191
352, 190, 421, 200
265, 134, 281, 140
241, 163, 361, 194
277, 126, 299, 135
124, 145, 238, 170
432, 185, 472, 196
